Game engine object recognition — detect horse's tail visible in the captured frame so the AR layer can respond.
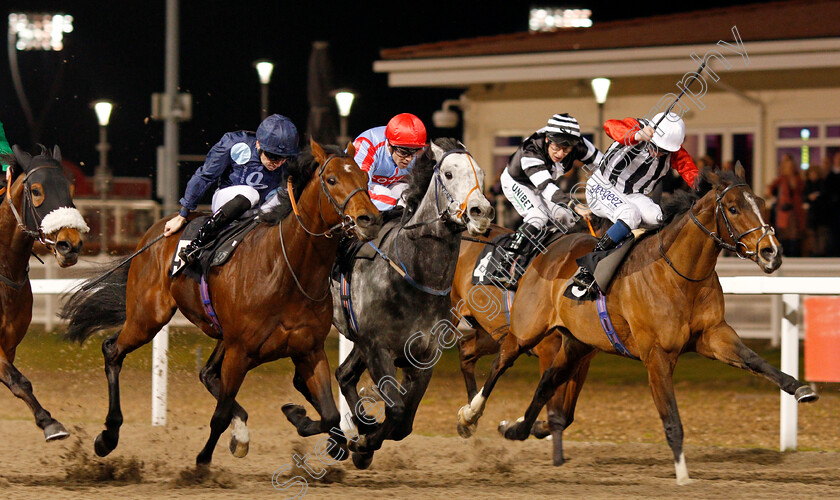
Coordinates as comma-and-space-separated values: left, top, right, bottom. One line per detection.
60, 260, 130, 344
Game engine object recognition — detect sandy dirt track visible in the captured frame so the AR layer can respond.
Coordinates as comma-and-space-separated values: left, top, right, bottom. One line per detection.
0, 358, 838, 499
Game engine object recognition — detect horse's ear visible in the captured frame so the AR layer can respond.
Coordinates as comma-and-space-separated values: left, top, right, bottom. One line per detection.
53, 145, 62, 164
456, 140, 467, 150
12, 145, 31, 172
345, 141, 355, 158
310, 137, 326, 164
734, 161, 745, 180
430, 141, 445, 162
701, 167, 721, 188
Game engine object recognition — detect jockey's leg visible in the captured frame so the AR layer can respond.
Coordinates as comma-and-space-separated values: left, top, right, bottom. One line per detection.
180, 193, 254, 265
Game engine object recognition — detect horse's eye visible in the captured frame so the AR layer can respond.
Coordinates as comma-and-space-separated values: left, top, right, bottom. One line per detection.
32, 188, 42, 197
445, 172, 453, 180
327, 177, 337, 185
728, 206, 738, 215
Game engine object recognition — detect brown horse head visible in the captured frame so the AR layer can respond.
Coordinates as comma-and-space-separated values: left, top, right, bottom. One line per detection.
699, 164, 781, 273
9, 145, 87, 267
308, 138, 381, 241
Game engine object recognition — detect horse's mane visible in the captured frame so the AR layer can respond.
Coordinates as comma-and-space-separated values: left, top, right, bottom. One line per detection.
259, 144, 345, 226
402, 138, 462, 213
658, 168, 743, 227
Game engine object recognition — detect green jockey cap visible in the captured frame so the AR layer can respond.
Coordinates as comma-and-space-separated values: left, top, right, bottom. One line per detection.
0, 121, 11, 172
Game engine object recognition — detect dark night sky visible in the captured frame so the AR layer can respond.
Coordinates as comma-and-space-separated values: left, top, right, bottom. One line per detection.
2, 1, 763, 194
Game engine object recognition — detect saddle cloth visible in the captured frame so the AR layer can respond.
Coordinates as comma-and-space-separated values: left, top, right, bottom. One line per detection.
171, 212, 260, 279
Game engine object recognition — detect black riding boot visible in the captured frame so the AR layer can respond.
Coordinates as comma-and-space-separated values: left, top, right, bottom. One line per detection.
179, 195, 252, 266
489, 222, 539, 286
571, 221, 630, 289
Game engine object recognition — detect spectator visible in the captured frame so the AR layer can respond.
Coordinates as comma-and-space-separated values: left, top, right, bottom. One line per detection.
766, 154, 806, 257
803, 162, 828, 256
824, 152, 840, 256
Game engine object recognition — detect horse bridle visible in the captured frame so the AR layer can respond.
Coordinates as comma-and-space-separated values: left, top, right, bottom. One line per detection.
280, 152, 369, 302
5, 164, 63, 249
287, 153, 369, 238
661, 182, 775, 281
402, 148, 490, 231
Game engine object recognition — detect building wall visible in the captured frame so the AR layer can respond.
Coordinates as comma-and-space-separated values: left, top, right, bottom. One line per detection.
462, 79, 840, 193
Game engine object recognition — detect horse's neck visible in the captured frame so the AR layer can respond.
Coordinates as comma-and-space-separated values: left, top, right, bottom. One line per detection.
269, 180, 338, 291
0, 179, 34, 278
660, 197, 721, 279
398, 178, 462, 288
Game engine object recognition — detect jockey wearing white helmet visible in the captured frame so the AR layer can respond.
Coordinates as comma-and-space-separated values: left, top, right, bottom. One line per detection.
572, 111, 698, 291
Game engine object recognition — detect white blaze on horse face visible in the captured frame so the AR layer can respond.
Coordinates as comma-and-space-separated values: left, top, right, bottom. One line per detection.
744, 192, 779, 256
344, 164, 352, 173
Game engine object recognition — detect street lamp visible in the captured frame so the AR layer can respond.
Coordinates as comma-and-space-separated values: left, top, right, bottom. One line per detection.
591, 77, 611, 150
255, 60, 274, 120
93, 100, 112, 255
334, 89, 355, 147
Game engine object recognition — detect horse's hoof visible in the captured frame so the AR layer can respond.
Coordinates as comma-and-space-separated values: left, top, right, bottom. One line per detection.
281, 404, 306, 424
458, 404, 480, 427
676, 476, 694, 486
457, 421, 477, 439
498, 417, 528, 441
351, 452, 374, 470
229, 417, 250, 458
328, 443, 349, 462
44, 422, 70, 442
94, 432, 116, 457
530, 420, 550, 439
795, 385, 819, 403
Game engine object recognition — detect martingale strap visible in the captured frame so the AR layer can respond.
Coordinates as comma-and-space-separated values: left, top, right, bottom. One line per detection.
596, 291, 639, 360
199, 275, 223, 334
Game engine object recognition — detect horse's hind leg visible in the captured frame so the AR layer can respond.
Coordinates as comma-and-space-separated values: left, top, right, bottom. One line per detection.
0, 349, 68, 441
644, 345, 691, 485
499, 336, 593, 443
281, 348, 347, 461
96, 305, 176, 457
196, 345, 250, 465
696, 322, 818, 402
198, 341, 251, 458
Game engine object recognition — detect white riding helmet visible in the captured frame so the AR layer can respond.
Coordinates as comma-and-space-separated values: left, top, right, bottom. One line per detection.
650, 112, 685, 152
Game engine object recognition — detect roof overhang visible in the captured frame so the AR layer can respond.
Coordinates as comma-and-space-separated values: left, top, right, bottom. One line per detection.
374, 38, 840, 88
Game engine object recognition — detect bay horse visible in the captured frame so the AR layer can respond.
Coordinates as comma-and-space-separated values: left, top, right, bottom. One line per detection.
456, 167, 819, 484
60, 139, 381, 465
451, 216, 600, 466
1, 145, 86, 441
331, 138, 492, 469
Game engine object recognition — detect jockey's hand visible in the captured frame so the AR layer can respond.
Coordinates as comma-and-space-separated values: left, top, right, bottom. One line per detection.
636, 125, 655, 143
164, 215, 187, 237
573, 203, 592, 217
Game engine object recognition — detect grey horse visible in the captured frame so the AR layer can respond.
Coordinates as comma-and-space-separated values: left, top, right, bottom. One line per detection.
331, 138, 493, 469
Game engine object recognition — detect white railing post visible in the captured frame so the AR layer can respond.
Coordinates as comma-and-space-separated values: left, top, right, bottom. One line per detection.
779, 293, 799, 451
152, 325, 169, 426
338, 333, 353, 432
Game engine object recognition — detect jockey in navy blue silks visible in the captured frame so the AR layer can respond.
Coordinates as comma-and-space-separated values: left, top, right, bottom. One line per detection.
163, 114, 300, 265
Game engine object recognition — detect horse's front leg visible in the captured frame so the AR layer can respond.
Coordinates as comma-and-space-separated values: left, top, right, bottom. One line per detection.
198, 341, 251, 458
196, 344, 249, 465
457, 325, 501, 402
281, 348, 348, 462
695, 321, 818, 402
498, 335, 592, 443
643, 345, 691, 485
0, 349, 68, 441
335, 344, 373, 433
388, 364, 434, 442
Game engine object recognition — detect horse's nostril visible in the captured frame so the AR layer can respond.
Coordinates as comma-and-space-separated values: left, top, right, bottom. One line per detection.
356, 215, 371, 228
759, 246, 776, 261
469, 206, 484, 218
56, 240, 72, 254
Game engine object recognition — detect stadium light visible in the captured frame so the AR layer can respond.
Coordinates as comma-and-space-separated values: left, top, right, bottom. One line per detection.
8, 13, 73, 51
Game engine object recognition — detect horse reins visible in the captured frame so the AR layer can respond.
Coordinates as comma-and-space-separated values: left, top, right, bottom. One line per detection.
660, 182, 774, 281
281, 152, 367, 301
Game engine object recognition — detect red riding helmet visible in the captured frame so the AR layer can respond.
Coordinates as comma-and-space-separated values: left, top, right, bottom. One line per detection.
385, 113, 427, 148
